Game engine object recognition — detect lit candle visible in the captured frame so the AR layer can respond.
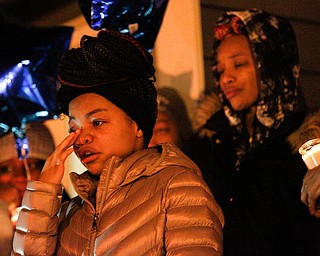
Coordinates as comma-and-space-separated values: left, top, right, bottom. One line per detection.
299, 138, 320, 170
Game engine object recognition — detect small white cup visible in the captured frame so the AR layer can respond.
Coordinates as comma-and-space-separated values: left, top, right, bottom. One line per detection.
299, 138, 320, 170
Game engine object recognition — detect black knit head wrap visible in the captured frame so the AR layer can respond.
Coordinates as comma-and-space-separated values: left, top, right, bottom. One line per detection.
56, 30, 157, 146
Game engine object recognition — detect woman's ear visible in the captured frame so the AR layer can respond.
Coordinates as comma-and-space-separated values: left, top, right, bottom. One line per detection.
136, 128, 143, 138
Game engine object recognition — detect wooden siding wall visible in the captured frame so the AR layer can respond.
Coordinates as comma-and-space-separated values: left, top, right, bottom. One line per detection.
201, 0, 320, 111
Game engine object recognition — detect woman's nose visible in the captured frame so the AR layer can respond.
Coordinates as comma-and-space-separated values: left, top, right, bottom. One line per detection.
74, 130, 93, 146
148, 137, 157, 147
220, 69, 235, 86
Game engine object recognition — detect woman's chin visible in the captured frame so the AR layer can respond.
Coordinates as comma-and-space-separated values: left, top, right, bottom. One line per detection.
85, 164, 103, 176
230, 101, 251, 112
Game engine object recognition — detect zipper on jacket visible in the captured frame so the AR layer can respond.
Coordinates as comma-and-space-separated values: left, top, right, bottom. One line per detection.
87, 213, 99, 255
92, 213, 99, 231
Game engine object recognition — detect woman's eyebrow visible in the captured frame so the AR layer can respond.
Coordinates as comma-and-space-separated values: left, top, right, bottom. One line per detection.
68, 108, 109, 124
84, 108, 109, 119
229, 52, 247, 59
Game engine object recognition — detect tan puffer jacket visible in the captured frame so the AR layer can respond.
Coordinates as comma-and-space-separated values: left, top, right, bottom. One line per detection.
12, 143, 224, 255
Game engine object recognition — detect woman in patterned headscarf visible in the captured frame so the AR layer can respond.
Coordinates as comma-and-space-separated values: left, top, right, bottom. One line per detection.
186, 9, 320, 256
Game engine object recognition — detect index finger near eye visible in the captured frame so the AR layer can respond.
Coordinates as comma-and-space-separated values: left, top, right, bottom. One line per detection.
57, 131, 79, 150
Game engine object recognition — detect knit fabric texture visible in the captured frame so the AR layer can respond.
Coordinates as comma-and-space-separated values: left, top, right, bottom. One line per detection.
56, 30, 157, 146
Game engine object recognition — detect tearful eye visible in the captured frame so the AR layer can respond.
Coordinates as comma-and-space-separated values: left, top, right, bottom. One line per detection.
235, 63, 245, 68
68, 127, 77, 133
93, 120, 104, 127
155, 128, 170, 134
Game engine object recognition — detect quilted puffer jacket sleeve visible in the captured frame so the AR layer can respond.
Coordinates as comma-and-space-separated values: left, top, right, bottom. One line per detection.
11, 180, 63, 256
0, 200, 14, 255
164, 168, 224, 256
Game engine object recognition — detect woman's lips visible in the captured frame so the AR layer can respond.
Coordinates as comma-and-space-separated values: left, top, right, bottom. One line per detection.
223, 87, 241, 100
81, 153, 99, 164
77, 148, 99, 164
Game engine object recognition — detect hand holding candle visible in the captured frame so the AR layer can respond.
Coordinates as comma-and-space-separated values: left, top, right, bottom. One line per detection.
299, 138, 320, 170
299, 138, 320, 217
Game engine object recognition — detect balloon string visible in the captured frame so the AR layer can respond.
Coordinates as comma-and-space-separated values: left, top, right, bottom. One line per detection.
21, 148, 31, 181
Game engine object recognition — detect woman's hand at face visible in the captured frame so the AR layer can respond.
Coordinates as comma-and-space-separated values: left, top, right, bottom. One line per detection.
39, 130, 80, 184
301, 165, 320, 218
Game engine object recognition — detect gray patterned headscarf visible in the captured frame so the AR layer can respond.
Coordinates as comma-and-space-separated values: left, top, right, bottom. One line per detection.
212, 9, 301, 158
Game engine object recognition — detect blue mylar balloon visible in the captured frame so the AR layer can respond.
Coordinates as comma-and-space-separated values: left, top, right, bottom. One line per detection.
0, 23, 73, 158
79, 0, 168, 52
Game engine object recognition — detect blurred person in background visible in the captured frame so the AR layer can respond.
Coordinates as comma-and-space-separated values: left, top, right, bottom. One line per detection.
149, 87, 193, 151
0, 122, 56, 255
186, 9, 320, 256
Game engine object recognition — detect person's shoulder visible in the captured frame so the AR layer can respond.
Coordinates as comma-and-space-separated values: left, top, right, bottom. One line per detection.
287, 110, 320, 153
156, 143, 203, 177
192, 92, 222, 128
155, 160, 211, 197
186, 109, 229, 151
162, 142, 199, 163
